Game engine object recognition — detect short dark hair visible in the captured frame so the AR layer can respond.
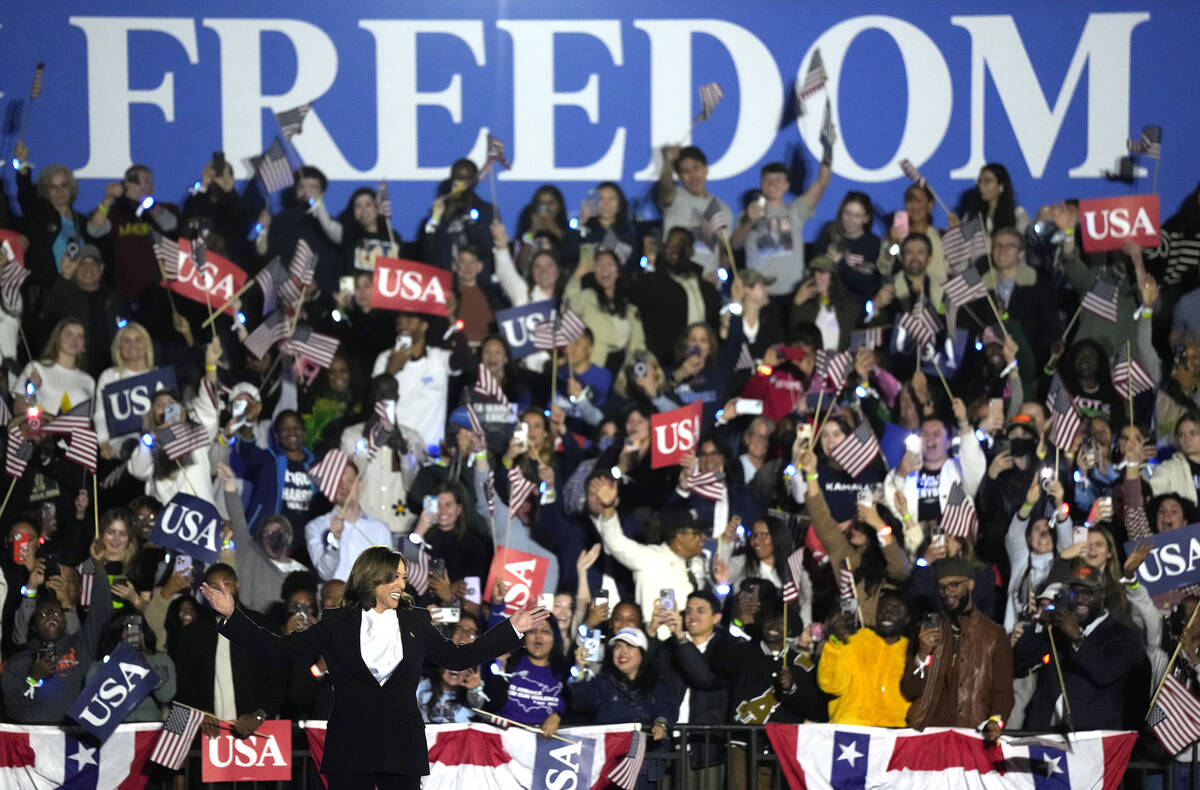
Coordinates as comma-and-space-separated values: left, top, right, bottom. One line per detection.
205, 563, 238, 583
686, 590, 721, 614
675, 146, 707, 171
900, 232, 933, 256
295, 166, 328, 193
760, 162, 788, 177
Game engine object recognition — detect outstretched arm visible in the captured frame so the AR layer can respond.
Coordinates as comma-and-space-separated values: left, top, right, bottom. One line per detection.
202, 582, 323, 663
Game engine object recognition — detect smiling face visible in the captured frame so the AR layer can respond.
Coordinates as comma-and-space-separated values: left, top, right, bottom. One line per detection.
936, 575, 973, 615
761, 170, 789, 203
920, 420, 949, 465
103, 519, 130, 557
58, 322, 86, 360
353, 192, 379, 228
524, 621, 555, 661
903, 186, 932, 226
435, 491, 461, 530
481, 337, 508, 376
276, 414, 305, 453
177, 599, 198, 627
697, 439, 724, 475
1029, 520, 1054, 555
327, 357, 351, 394
683, 596, 721, 639
593, 252, 619, 292
625, 410, 649, 444
453, 249, 483, 285
820, 421, 847, 458
686, 325, 712, 360
531, 253, 559, 293
611, 641, 643, 677
34, 599, 66, 642
676, 156, 707, 196
1083, 531, 1112, 570
875, 595, 908, 638
373, 559, 408, 610
118, 329, 148, 368
748, 520, 774, 561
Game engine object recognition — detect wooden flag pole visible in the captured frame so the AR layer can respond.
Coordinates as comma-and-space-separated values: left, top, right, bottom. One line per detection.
1061, 304, 1084, 343
471, 709, 576, 744
780, 601, 789, 670
92, 473, 100, 539
0, 477, 20, 523
1125, 340, 1135, 426
1046, 626, 1075, 731
154, 258, 181, 318
929, 354, 955, 402
488, 169, 500, 218
1147, 602, 1200, 719
720, 231, 737, 277
202, 278, 259, 330
384, 217, 397, 250
203, 286, 218, 342
983, 293, 1013, 343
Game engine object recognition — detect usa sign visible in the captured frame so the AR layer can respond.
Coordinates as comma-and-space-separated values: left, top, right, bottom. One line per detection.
202, 719, 291, 782
170, 240, 248, 314
1079, 194, 1161, 252
150, 492, 223, 564
650, 401, 702, 469
100, 367, 178, 438
68, 643, 159, 743
484, 547, 550, 615
1124, 522, 1200, 598
495, 300, 556, 360
371, 257, 451, 316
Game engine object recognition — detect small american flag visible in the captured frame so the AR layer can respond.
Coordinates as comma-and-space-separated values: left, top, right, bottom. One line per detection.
255, 138, 294, 195
899, 158, 927, 188
376, 181, 392, 220
695, 82, 724, 123
406, 543, 431, 596
367, 401, 395, 459
243, 311, 290, 359
77, 557, 95, 606
283, 324, 340, 369
849, 327, 884, 350
464, 403, 484, 436
837, 560, 856, 603
0, 251, 31, 310
1112, 344, 1157, 400
289, 239, 317, 288
734, 343, 755, 372
1127, 125, 1162, 159
828, 420, 881, 478
1080, 278, 1120, 323
153, 236, 182, 279
253, 258, 287, 316
819, 98, 837, 161
942, 266, 988, 314
507, 464, 537, 516
532, 309, 587, 350
150, 703, 206, 770
940, 482, 979, 539
607, 731, 648, 790
797, 49, 827, 103
697, 197, 729, 249
1149, 674, 1200, 756
941, 216, 987, 270
42, 399, 92, 434
1048, 381, 1083, 452
65, 427, 99, 474
5, 425, 33, 478
898, 305, 941, 349
476, 135, 512, 184
821, 350, 853, 392
474, 364, 509, 406
782, 548, 805, 603
310, 449, 350, 502
274, 103, 313, 141
29, 63, 44, 100
157, 422, 211, 461
685, 470, 725, 502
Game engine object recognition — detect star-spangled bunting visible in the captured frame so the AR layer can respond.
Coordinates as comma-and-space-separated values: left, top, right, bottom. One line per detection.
507, 464, 538, 516
941, 216, 987, 270
1112, 344, 1157, 400
695, 82, 724, 123
782, 548, 805, 603
940, 482, 979, 539
532, 309, 587, 350
828, 420, 882, 478
309, 449, 350, 502
1127, 125, 1162, 159
274, 103, 312, 141
1080, 278, 1120, 323
1149, 674, 1200, 756
942, 266, 988, 314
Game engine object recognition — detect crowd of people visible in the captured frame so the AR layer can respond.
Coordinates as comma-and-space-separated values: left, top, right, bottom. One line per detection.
0, 132, 1198, 788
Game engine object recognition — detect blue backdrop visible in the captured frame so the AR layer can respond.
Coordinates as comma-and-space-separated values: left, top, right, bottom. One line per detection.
0, 2, 1194, 240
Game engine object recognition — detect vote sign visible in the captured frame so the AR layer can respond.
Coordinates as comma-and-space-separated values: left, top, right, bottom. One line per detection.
151, 493, 223, 564
101, 367, 177, 438
1078, 194, 1160, 252
371, 257, 451, 316
67, 643, 159, 743
170, 239, 248, 314
495, 300, 556, 359
484, 547, 550, 615
202, 719, 292, 782
1124, 522, 1200, 597
650, 401, 702, 469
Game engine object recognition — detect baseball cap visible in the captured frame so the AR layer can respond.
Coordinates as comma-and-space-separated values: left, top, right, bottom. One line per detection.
77, 244, 104, 264
229, 382, 261, 402
1067, 564, 1105, 591
807, 255, 834, 273
739, 269, 776, 288
608, 628, 649, 651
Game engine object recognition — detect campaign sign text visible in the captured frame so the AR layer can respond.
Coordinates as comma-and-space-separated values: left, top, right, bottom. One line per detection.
1124, 522, 1200, 597
202, 719, 292, 782
531, 733, 596, 790
484, 547, 550, 615
151, 493, 223, 564
1079, 194, 1161, 252
101, 367, 178, 438
67, 643, 159, 743
495, 300, 557, 360
371, 258, 451, 316
650, 401, 702, 469
171, 240, 248, 314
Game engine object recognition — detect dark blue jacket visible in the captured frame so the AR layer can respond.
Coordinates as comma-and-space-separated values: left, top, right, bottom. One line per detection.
228, 435, 315, 533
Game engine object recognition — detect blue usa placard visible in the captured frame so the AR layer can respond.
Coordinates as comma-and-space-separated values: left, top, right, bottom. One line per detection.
495, 300, 556, 360
68, 643, 160, 743
1125, 522, 1200, 597
100, 367, 178, 438
151, 493, 223, 564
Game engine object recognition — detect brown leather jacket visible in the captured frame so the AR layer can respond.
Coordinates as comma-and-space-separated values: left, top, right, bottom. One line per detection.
901, 607, 1014, 730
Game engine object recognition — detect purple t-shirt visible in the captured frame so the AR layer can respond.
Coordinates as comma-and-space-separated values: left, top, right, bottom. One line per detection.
498, 656, 566, 724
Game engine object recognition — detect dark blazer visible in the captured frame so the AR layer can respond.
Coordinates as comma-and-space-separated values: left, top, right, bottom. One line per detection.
219, 603, 521, 777
1013, 611, 1143, 731
634, 265, 720, 365
172, 609, 285, 720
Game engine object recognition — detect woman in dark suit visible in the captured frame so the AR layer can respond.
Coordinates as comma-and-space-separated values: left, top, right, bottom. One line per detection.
200, 545, 548, 790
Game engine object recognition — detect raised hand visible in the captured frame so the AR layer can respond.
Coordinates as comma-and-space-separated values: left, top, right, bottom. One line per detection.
199, 582, 235, 618
510, 605, 551, 633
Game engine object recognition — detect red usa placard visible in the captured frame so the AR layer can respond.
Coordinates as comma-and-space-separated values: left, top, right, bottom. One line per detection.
650, 401, 702, 469
202, 719, 292, 782
371, 257, 451, 316
1079, 194, 1160, 252
0, 229, 25, 265
484, 547, 550, 615
170, 239, 248, 314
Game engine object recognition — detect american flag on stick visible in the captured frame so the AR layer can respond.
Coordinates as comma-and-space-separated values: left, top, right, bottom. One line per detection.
821, 350, 853, 392
819, 98, 837, 161
698, 197, 729, 248
406, 543, 431, 595
255, 138, 294, 195
5, 425, 33, 478
77, 557, 95, 606
0, 250, 30, 310
474, 364, 510, 406
782, 548, 805, 603
367, 401, 396, 459
1149, 674, 1200, 756
310, 449, 350, 502
837, 560, 856, 603
152, 236, 182, 280
157, 422, 211, 461
42, 399, 92, 435
941, 216, 987, 270
253, 258, 287, 316
607, 731, 648, 790
42, 400, 98, 473
282, 324, 340, 369
476, 135, 511, 183
797, 49, 827, 105
941, 482, 979, 539
828, 420, 882, 478
1048, 380, 1083, 452
849, 327, 884, 350
1080, 278, 1120, 323
1127, 125, 1162, 159
376, 181, 392, 220
684, 470, 725, 502
942, 266, 988, 314
694, 82, 724, 123
274, 103, 312, 141
507, 464, 538, 515
898, 305, 941, 349
150, 703, 206, 770
1112, 344, 1157, 400
899, 158, 927, 188
29, 63, 45, 100
532, 309, 587, 350
243, 311, 290, 359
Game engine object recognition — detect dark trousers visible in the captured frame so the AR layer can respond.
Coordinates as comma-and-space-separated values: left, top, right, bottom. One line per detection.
325, 774, 421, 790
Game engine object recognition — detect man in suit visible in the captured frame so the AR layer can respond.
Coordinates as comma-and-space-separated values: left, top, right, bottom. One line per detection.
635, 227, 720, 365
173, 564, 284, 737
1014, 564, 1144, 731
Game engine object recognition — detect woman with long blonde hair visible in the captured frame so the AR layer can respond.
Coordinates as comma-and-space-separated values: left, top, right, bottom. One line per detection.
93, 322, 156, 456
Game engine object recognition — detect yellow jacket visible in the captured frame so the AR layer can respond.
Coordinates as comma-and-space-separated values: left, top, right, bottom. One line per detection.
817, 628, 910, 727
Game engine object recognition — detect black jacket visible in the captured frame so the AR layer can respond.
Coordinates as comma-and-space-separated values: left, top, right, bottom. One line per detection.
172, 608, 285, 720
634, 265, 720, 366
219, 603, 521, 777
1013, 611, 1143, 731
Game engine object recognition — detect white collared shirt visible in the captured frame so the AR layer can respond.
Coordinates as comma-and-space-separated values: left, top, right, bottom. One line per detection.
361, 608, 405, 686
